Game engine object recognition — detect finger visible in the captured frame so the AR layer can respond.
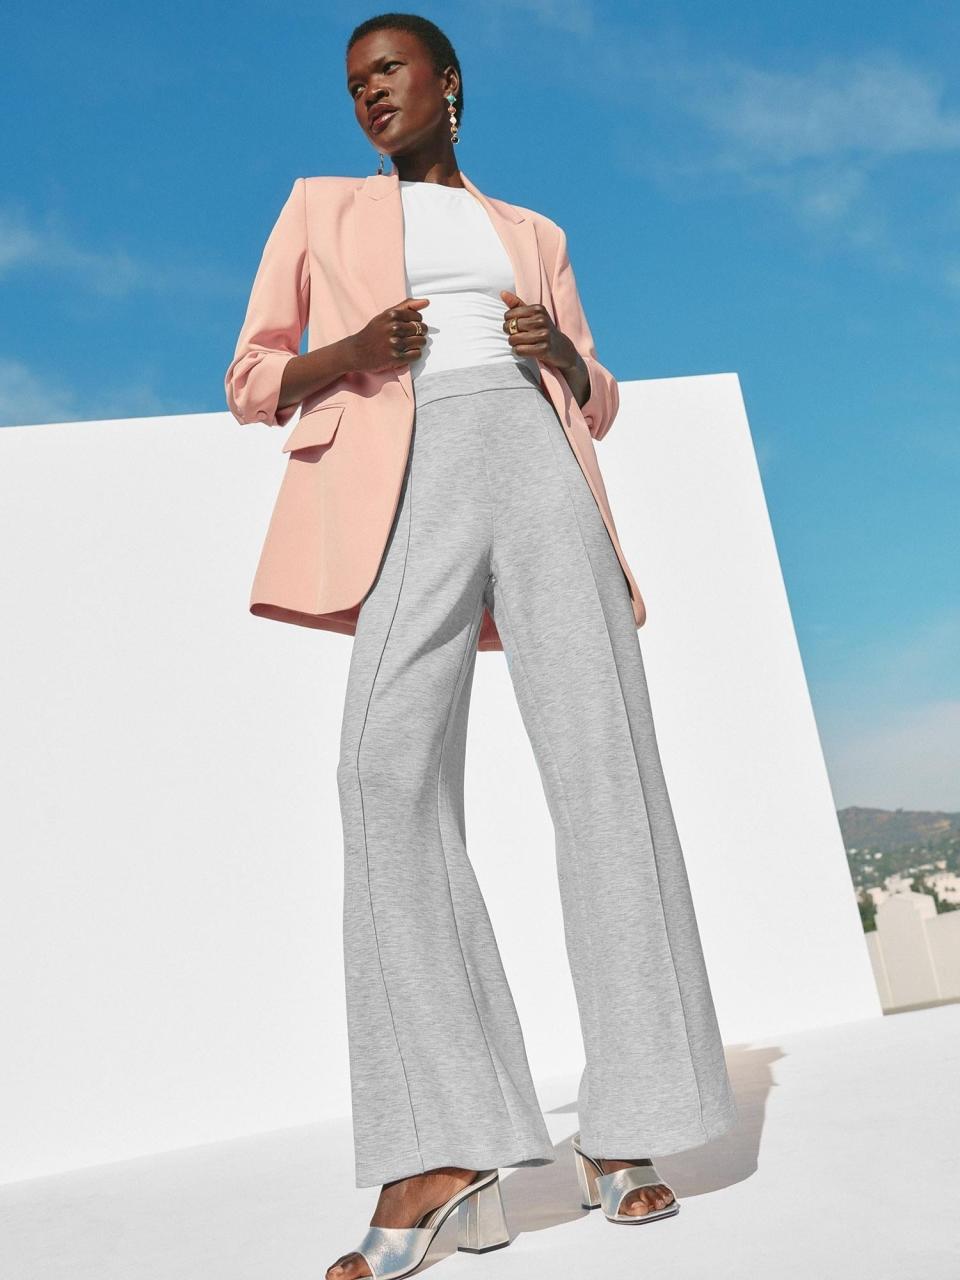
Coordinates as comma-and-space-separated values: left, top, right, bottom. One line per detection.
390, 316, 429, 336
501, 306, 548, 330
391, 349, 423, 366
390, 325, 427, 354
390, 335, 426, 356
507, 326, 551, 347
389, 297, 430, 316
503, 313, 550, 335
391, 308, 429, 326
500, 289, 524, 308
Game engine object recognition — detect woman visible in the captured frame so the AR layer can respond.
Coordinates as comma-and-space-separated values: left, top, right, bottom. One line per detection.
225, 15, 739, 1280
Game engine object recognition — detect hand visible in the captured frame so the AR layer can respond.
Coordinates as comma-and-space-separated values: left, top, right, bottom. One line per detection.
501, 290, 590, 407
346, 297, 431, 374
500, 290, 580, 373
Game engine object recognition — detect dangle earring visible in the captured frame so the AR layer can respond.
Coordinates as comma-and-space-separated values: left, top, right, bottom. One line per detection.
375, 149, 385, 175
445, 92, 460, 144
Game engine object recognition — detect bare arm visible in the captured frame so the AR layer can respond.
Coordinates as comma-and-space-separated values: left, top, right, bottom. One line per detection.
276, 296, 432, 411
276, 337, 358, 412
557, 350, 591, 411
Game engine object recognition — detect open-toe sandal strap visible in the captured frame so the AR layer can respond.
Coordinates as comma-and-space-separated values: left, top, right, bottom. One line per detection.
596, 1165, 674, 1219
356, 1225, 433, 1278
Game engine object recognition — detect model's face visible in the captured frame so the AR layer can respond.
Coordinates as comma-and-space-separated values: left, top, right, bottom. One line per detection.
347, 29, 456, 156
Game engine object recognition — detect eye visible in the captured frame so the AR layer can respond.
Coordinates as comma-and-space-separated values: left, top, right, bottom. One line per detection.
350, 61, 401, 98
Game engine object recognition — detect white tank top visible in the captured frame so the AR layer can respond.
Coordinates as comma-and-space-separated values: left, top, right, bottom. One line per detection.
398, 179, 542, 385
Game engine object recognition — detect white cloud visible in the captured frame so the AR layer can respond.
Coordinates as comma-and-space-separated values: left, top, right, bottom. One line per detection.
687, 52, 960, 164
0, 357, 78, 427
0, 207, 144, 297
684, 54, 958, 267
593, 39, 960, 277
0, 356, 177, 429
0, 213, 42, 272
487, 0, 595, 35
0, 206, 237, 298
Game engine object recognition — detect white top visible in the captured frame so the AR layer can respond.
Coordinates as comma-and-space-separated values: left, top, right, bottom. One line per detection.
398, 179, 541, 384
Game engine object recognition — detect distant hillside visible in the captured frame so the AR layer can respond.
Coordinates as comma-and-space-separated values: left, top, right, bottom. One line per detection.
838, 806, 960, 896
838, 806, 960, 850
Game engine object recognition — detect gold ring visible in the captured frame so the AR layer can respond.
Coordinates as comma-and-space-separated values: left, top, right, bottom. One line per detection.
508, 317, 519, 334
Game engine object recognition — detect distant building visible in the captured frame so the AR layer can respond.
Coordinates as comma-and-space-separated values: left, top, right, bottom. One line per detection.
928, 872, 960, 903
866, 891, 960, 1010
865, 870, 960, 908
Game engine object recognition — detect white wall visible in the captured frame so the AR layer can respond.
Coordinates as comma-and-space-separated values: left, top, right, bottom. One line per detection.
0, 372, 881, 1184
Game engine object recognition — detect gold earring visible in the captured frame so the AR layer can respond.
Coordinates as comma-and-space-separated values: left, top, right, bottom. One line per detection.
445, 92, 460, 144
375, 149, 385, 175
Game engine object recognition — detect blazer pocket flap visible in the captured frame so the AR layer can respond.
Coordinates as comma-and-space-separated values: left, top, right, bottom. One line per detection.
282, 404, 346, 452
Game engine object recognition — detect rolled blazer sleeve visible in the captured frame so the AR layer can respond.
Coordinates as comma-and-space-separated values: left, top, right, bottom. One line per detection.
224, 177, 310, 428
549, 224, 620, 442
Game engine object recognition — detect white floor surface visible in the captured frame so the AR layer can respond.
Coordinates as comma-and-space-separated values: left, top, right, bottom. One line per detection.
2, 1003, 957, 1280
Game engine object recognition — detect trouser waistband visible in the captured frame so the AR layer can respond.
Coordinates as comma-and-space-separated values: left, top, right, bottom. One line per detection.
413, 360, 544, 408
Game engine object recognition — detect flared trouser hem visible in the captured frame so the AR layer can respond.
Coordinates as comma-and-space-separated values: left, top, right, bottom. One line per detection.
576, 1085, 741, 1162
355, 1139, 558, 1191
355, 1090, 740, 1188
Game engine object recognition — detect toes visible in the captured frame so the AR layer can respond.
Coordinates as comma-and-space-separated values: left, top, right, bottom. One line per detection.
623, 1185, 673, 1215
624, 1190, 652, 1216
325, 1252, 371, 1279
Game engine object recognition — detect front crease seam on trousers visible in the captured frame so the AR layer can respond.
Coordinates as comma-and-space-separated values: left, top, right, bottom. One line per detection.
474, 391, 609, 1150
534, 393, 709, 1143
353, 455, 423, 1165
486, 572, 610, 1151
434, 586, 525, 1152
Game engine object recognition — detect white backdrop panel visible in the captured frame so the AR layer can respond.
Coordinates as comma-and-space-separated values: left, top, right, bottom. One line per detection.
0, 373, 880, 1183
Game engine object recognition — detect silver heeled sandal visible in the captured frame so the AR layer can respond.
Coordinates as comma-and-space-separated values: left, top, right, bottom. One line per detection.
572, 1132, 680, 1225
346, 1169, 511, 1280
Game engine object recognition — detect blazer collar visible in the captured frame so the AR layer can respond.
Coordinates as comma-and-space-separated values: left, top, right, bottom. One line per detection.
359, 168, 524, 221
353, 169, 541, 403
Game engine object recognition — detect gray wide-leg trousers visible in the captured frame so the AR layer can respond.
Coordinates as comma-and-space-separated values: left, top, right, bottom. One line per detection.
336, 360, 739, 1188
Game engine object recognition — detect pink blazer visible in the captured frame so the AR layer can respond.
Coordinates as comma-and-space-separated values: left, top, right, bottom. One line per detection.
224, 169, 646, 651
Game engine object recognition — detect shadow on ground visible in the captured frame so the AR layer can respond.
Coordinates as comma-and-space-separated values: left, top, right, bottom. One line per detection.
493, 1041, 783, 1244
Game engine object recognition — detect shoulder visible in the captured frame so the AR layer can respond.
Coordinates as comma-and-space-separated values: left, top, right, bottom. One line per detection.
255, 175, 365, 224
302, 174, 366, 195
302, 174, 366, 187
295, 175, 369, 217
496, 195, 566, 248
488, 192, 562, 232
504, 201, 568, 272
530, 209, 565, 247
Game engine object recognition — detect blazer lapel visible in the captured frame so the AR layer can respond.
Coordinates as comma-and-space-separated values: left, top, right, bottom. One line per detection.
458, 169, 542, 310
353, 169, 542, 403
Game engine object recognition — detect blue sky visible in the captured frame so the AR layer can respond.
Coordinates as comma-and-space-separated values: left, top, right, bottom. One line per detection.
4, 1, 958, 811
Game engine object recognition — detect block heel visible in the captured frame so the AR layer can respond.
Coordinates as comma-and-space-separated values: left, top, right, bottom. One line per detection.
573, 1142, 602, 1210
457, 1172, 512, 1253
347, 1169, 511, 1279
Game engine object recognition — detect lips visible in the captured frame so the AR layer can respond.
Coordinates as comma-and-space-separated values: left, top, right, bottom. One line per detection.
370, 107, 399, 134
